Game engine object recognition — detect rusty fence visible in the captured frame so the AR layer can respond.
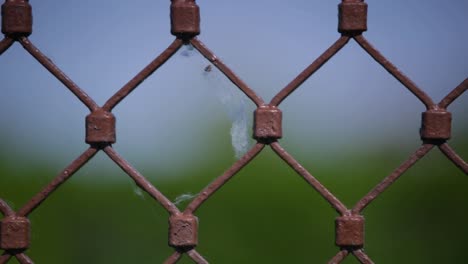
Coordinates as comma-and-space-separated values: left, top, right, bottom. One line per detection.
0, 0, 467, 263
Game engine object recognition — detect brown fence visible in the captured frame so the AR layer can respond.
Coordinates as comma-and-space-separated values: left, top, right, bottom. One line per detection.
0, 0, 467, 263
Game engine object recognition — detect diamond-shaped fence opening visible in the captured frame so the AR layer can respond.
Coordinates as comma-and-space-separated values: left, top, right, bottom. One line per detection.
27, 174, 173, 263
0, 44, 86, 164
0, 0, 467, 263
363, 151, 468, 263
278, 39, 429, 205
112, 44, 253, 173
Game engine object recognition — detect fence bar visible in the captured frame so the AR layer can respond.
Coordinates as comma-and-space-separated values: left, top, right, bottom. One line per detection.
352, 144, 434, 213
0, 253, 12, 264
103, 146, 180, 215
185, 143, 265, 214
164, 251, 183, 264
18, 37, 99, 111
0, 37, 14, 55
187, 249, 209, 264
438, 78, 468, 109
271, 142, 348, 215
439, 143, 468, 174
353, 35, 435, 109
328, 250, 349, 264
271, 36, 350, 106
17, 147, 99, 217
103, 39, 184, 111
16, 254, 33, 264
352, 249, 374, 264
0, 199, 14, 216
190, 38, 265, 107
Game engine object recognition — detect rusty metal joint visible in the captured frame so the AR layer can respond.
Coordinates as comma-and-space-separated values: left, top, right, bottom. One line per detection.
338, 0, 367, 36
170, 0, 200, 41
85, 109, 116, 146
335, 215, 365, 248
420, 109, 452, 143
254, 105, 283, 144
1, 0, 32, 38
169, 214, 199, 251
0, 215, 31, 251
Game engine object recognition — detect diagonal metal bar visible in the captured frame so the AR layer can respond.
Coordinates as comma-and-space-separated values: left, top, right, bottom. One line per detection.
18, 37, 99, 112
103, 146, 180, 215
353, 35, 435, 109
164, 251, 182, 264
352, 144, 434, 214
328, 249, 349, 264
16, 253, 33, 264
0, 252, 12, 264
0, 199, 14, 216
187, 249, 209, 264
18, 147, 99, 217
270, 36, 351, 106
0, 1, 465, 262
0, 37, 14, 55
190, 38, 265, 107
270, 142, 348, 215
103, 39, 184, 111
438, 143, 468, 174
438, 78, 468, 109
352, 249, 374, 264
184, 143, 265, 214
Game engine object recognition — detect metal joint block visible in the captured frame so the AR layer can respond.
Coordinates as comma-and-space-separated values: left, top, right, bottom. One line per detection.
254, 105, 282, 143
338, 1, 367, 35
335, 215, 365, 247
420, 110, 452, 141
0, 216, 30, 250
1, 0, 33, 37
85, 109, 116, 144
169, 214, 198, 249
170, 0, 200, 39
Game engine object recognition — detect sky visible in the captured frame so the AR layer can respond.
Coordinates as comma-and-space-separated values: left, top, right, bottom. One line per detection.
0, 0, 466, 178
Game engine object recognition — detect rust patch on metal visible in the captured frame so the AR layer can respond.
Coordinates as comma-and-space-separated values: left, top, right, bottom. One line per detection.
335, 215, 365, 248
85, 109, 116, 145
0, 216, 30, 250
254, 105, 282, 143
1, 0, 32, 37
171, 0, 200, 40
338, 0, 367, 35
420, 110, 452, 141
169, 214, 198, 249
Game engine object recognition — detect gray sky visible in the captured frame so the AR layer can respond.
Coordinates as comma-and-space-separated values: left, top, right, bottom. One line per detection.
1, 0, 466, 178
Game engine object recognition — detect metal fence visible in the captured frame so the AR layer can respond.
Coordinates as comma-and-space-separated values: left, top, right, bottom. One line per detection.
0, 0, 466, 263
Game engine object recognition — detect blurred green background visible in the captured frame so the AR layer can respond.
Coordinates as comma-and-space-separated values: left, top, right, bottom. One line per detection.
1, 130, 467, 263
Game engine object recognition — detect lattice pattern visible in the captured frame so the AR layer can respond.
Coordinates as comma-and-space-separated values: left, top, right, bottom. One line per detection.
0, 0, 467, 263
